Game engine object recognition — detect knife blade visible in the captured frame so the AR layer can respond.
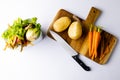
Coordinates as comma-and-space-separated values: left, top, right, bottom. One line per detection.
50, 30, 91, 71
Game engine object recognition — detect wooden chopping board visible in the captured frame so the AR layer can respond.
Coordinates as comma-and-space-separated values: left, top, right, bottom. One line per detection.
47, 7, 117, 64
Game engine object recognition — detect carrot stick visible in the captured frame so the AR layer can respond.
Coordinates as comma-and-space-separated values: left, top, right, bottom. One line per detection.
3, 42, 8, 51
91, 52, 95, 60
93, 27, 101, 58
91, 27, 96, 59
89, 25, 93, 57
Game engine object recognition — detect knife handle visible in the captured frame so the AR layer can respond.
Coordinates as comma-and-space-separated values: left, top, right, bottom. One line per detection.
72, 55, 91, 71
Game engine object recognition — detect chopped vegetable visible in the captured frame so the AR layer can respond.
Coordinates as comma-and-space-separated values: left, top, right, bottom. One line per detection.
91, 27, 97, 60
91, 27, 96, 55
88, 25, 93, 57
93, 27, 101, 58
2, 17, 41, 51
88, 25, 102, 60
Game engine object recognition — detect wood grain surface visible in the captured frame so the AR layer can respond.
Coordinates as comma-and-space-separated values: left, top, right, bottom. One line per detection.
47, 7, 117, 64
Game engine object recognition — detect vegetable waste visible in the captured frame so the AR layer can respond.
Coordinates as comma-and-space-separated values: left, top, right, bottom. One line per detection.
2, 17, 41, 51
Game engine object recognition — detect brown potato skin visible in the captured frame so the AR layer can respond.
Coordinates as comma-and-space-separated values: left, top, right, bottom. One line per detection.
68, 21, 82, 40
53, 17, 71, 32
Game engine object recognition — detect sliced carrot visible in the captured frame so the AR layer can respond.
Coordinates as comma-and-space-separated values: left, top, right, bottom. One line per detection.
91, 27, 96, 57
94, 28, 101, 58
3, 42, 8, 51
88, 25, 93, 57
91, 52, 95, 60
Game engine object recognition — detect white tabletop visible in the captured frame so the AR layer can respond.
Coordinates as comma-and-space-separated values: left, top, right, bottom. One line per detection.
0, 0, 120, 80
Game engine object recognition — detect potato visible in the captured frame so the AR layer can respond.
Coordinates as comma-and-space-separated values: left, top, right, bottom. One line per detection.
68, 21, 82, 40
53, 17, 71, 32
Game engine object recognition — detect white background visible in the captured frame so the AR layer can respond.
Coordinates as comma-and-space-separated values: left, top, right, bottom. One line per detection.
0, 0, 119, 80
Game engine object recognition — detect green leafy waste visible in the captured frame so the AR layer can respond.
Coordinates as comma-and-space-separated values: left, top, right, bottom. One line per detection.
2, 17, 41, 51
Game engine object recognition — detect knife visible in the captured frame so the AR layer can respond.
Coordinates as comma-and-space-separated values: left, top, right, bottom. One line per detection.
50, 31, 91, 71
